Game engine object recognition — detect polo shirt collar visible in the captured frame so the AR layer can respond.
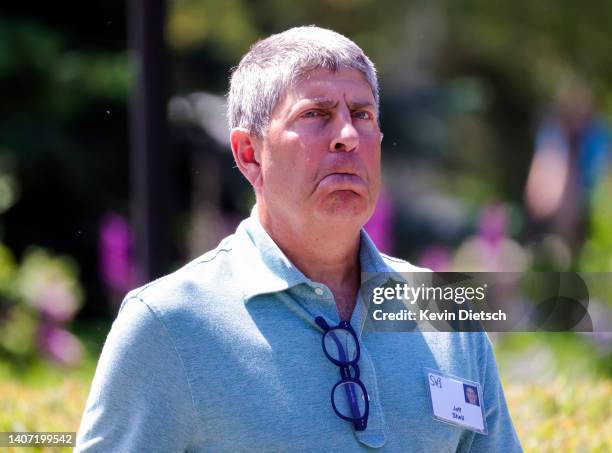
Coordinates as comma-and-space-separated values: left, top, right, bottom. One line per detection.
235, 205, 391, 302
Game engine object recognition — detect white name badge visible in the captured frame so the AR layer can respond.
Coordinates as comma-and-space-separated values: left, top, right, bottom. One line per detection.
424, 368, 488, 435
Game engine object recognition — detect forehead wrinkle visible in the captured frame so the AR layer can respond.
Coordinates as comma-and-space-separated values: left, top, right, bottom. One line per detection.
283, 97, 336, 118
279, 72, 377, 119
306, 98, 374, 110
295, 97, 374, 111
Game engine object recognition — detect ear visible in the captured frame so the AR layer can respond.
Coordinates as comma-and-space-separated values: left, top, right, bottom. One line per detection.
230, 128, 263, 189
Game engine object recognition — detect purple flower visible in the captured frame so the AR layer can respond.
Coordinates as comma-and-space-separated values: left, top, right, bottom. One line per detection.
99, 213, 135, 293
365, 189, 395, 254
38, 324, 83, 366
419, 245, 451, 271
477, 203, 508, 245
34, 279, 79, 324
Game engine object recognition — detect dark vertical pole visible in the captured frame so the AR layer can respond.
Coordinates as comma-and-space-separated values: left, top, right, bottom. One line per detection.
128, 0, 171, 283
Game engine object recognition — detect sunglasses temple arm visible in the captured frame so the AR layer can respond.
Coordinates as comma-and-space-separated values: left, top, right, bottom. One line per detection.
344, 381, 362, 422
327, 331, 347, 361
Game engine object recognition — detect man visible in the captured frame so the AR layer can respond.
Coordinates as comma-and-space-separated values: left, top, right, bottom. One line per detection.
464, 385, 480, 406
77, 26, 522, 451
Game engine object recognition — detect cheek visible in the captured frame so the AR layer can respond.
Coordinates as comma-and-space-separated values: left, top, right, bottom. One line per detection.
362, 138, 382, 172
263, 135, 314, 189
264, 136, 295, 172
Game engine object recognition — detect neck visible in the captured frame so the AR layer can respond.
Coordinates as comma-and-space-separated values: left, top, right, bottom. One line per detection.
257, 203, 362, 321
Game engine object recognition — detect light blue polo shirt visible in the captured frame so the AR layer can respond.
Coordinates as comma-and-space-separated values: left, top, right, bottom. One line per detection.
76, 208, 522, 452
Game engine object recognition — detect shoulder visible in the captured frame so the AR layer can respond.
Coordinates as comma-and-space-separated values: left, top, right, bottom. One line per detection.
379, 252, 432, 273
121, 232, 243, 320
420, 331, 496, 387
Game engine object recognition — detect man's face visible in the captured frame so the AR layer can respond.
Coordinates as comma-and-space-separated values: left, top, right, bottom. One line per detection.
466, 387, 478, 405
255, 67, 381, 229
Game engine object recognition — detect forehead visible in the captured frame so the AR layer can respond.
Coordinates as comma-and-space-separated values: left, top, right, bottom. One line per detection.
278, 68, 375, 109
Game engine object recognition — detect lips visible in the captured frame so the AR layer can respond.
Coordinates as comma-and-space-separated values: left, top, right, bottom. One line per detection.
318, 172, 367, 193
325, 171, 361, 179
321, 162, 365, 181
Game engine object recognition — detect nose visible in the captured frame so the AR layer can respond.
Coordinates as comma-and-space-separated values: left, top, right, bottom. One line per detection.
330, 109, 359, 153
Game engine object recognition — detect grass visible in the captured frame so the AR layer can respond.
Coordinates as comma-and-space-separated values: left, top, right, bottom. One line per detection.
506, 377, 611, 452
1, 378, 88, 453
0, 319, 109, 453
495, 332, 612, 452
0, 326, 610, 452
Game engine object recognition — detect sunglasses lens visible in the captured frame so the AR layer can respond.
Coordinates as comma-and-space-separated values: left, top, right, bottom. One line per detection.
323, 328, 358, 363
332, 381, 367, 419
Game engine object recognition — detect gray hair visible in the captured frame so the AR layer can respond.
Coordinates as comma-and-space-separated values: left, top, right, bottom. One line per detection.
227, 26, 379, 137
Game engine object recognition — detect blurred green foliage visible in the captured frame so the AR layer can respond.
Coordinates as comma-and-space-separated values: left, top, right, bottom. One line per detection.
0, 19, 131, 119
0, 9, 131, 315
0, 244, 84, 367
446, 0, 612, 114
166, 0, 612, 104
507, 377, 611, 452
581, 175, 612, 270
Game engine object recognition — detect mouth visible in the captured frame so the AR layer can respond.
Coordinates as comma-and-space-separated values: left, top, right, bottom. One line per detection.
318, 172, 367, 193
329, 171, 357, 177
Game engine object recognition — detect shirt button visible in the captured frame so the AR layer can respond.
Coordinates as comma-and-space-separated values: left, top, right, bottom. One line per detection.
314, 287, 324, 296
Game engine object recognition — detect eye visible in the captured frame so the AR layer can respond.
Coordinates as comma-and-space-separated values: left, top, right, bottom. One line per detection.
352, 110, 372, 120
301, 110, 328, 119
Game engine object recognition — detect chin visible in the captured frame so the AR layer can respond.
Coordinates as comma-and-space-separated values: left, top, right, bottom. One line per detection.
316, 191, 374, 225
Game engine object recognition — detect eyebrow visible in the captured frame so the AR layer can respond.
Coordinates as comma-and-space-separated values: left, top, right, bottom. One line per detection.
299, 98, 376, 110
347, 100, 376, 110
304, 98, 338, 109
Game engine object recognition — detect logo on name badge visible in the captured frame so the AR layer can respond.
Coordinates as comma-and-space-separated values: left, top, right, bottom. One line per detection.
424, 368, 488, 435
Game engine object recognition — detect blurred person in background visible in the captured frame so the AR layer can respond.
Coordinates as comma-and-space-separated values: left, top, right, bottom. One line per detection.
525, 79, 611, 259
76, 26, 521, 452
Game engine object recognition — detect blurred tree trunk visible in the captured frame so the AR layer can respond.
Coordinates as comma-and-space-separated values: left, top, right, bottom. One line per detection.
129, 0, 172, 283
